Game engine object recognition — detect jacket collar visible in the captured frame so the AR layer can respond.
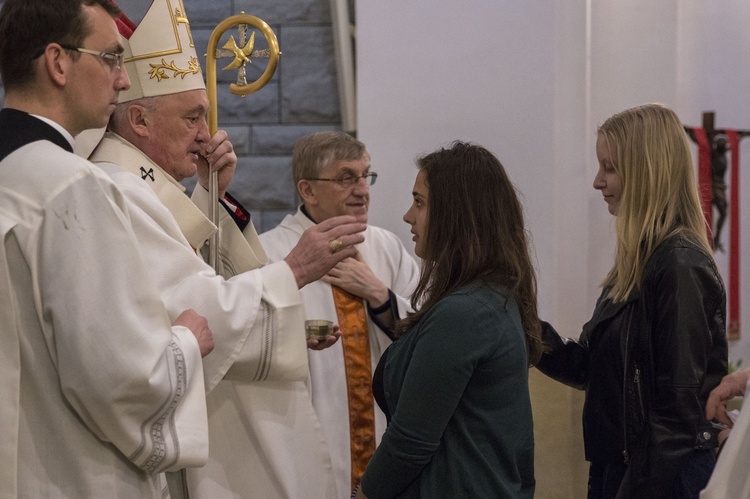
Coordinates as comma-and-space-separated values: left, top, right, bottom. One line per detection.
589, 287, 639, 327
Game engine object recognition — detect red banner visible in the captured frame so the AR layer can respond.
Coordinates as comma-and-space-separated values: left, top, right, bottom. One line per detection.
692, 127, 713, 243
726, 130, 741, 340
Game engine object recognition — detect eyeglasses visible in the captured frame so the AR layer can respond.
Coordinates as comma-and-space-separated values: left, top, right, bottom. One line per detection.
58, 44, 125, 71
307, 172, 378, 187
32, 43, 125, 71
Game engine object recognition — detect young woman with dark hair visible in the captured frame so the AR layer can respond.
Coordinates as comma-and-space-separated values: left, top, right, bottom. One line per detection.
354, 141, 541, 499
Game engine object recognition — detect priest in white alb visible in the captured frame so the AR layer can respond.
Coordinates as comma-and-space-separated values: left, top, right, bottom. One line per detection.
260, 131, 420, 498
0, 0, 212, 496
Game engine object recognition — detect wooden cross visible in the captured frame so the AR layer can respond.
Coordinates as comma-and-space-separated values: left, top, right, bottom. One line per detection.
684, 112, 750, 249
685, 111, 750, 342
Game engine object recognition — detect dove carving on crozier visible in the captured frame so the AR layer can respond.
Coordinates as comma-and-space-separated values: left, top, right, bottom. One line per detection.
221, 31, 255, 70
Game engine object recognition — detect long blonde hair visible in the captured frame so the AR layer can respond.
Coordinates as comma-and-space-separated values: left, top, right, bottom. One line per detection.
600, 104, 711, 302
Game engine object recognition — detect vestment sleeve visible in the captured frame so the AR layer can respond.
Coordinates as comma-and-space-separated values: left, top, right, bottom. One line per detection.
38, 171, 207, 472
191, 185, 267, 278
192, 188, 307, 385
222, 260, 309, 383
387, 233, 420, 320
110, 171, 307, 391
366, 232, 420, 341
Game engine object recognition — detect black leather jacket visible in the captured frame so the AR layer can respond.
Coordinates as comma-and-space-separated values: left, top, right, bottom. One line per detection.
537, 235, 728, 498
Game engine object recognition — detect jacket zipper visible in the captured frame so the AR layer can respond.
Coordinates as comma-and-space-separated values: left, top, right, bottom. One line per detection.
622, 366, 646, 466
634, 366, 645, 422
622, 328, 631, 465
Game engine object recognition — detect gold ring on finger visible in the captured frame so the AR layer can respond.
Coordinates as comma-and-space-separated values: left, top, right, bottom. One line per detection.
328, 239, 343, 253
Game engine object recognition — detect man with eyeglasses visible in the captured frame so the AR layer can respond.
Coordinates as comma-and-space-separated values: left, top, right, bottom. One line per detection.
83, 1, 367, 498
0, 0, 216, 497
47, 44, 125, 71
260, 131, 420, 499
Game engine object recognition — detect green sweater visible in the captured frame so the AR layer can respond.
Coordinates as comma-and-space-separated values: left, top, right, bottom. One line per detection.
361, 281, 535, 498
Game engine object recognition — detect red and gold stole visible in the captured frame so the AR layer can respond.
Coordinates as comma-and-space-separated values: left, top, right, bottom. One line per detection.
331, 285, 376, 492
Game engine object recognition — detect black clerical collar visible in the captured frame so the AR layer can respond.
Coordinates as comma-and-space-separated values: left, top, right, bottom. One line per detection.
0, 108, 74, 162
300, 204, 319, 224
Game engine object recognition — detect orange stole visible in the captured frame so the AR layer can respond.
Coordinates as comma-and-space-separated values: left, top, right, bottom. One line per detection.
331, 285, 376, 492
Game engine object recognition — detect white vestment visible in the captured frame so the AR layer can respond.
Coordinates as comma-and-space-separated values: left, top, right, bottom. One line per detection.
0, 126, 207, 498
89, 132, 335, 498
700, 381, 750, 499
260, 207, 420, 498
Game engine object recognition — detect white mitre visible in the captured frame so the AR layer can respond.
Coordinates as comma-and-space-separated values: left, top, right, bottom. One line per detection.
118, 0, 205, 103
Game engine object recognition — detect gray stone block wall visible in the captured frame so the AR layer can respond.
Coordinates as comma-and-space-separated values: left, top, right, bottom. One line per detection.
0, 0, 346, 234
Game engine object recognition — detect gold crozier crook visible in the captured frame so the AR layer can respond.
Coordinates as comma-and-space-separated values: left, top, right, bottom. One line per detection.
205, 14, 280, 269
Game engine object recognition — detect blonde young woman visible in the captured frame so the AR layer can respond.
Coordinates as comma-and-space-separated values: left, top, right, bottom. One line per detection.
537, 104, 727, 499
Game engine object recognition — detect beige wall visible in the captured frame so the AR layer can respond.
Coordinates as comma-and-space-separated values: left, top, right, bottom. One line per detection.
358, 1, 750, 496
530, 369, 587, 498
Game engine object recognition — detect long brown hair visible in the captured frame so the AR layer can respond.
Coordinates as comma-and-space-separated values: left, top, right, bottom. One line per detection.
398, 141, 542, 364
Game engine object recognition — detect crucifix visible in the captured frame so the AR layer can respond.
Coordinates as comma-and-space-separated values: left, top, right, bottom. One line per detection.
685, 112, 750, 341
685, 112, 750, 249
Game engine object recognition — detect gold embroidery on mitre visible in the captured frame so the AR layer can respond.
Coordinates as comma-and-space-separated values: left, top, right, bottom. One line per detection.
148, 56, 201, 81
124, 0, 191, 63
118, 0, 204, 102
174, 7, 194, 48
